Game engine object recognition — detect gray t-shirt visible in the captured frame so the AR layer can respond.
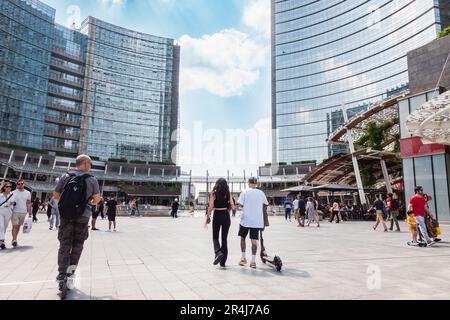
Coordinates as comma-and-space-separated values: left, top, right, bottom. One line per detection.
55, 170, 100, 217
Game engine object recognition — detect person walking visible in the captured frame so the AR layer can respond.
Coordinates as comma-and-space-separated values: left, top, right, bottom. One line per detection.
388, 193, 400, 232
91, 201, 100, 230
46, 198, 52, 222
32, 197, 40, 223
0, 182, 15, 250
49, 196, 60, 230
283, 197, 293, 222
106, 196, 118, 232
408, 187, 434, 246
306, 197, 320, 227
171, 199, 179, 218
297, 196, 306, 227
206, 178, 235, 268
371, 194, 388, 232
54, 154, 102, 282
130, 199, 137, 217
237, 177, 269, 269
10, 179, 32, 248
330, 199, 340, 223
293, 195, 299, 225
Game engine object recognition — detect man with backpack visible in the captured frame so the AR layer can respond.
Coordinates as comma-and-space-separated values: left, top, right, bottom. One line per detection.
53, 155, 102, 282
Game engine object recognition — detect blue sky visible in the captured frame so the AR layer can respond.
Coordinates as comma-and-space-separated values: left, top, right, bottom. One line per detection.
43, 0, 272, 177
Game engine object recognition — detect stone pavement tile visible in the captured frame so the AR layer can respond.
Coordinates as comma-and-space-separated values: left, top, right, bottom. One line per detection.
161, 280, 191, 292
191, 287, 227, 300
35, 288, 60, 300
144, 289, 174, 300
170, 290, 202, 300
2, 217, 450, 300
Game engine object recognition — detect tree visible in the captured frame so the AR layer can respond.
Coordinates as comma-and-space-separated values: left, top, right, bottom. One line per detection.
438, 26, 450, 39
355, 120, 397, 150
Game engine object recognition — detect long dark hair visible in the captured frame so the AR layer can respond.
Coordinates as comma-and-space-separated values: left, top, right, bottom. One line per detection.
212, 178, 230, 207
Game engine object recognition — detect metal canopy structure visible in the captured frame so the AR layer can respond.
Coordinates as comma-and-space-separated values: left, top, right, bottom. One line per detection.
310, 184, 359, 192
406, 91, 450, 144
301, 149, 402, 187
281, 185, 314, 192
328, 94, 404, 147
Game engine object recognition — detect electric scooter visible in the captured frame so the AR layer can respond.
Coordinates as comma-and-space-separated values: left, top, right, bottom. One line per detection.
259, 229, 283, 272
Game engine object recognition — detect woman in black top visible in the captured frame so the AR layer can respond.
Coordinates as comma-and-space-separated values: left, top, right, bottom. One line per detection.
206, 178, 235, 268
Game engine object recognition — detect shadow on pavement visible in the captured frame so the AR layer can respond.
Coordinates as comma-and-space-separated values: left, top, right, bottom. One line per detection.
224, 265, 311, 279
1, 245, 34, 253
66, 289, 117, 300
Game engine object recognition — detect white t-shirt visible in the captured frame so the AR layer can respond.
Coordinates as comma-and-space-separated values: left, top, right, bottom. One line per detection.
12, 189, 31, 214
293, 199, 299, 210
238, 188, 269, 229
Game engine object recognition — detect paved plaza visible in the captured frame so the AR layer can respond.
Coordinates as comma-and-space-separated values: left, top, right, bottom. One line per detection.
1, 212, 450, 300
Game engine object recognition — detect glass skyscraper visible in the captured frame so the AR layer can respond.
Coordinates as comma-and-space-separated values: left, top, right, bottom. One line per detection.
80, 17, 180, 162
272, 0, 450, 164
44, 24, 87, 155
0, 0, 55, 149
0, 0, 180, 163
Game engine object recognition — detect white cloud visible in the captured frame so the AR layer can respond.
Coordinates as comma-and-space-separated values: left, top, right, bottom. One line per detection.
97, 0, 126, 8
243, 0, 271, 38
179, 29, 268, 97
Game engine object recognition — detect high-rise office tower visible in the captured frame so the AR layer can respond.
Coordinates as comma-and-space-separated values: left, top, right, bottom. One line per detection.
0, 0, 180, 163
271, 0, 450, 164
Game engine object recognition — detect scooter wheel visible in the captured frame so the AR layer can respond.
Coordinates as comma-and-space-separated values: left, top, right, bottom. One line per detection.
274, 256, 282, 272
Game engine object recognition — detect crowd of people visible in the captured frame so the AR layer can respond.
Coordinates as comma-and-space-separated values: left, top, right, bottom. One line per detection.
0, 153, 445, 289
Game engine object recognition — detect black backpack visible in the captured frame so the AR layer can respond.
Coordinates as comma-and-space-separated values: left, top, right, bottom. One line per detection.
58, 173, 91, 219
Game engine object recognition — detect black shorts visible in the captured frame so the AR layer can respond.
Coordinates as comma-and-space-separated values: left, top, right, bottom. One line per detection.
238, 225, 260, 240
107, 212, 116, 222
92, 211, 99, 219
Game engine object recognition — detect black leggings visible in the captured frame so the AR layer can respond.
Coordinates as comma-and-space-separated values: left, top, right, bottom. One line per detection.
330, 211, 340, 223
212, 210, 231, 266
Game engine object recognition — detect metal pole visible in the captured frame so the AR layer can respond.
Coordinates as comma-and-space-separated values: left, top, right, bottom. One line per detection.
380, 159, 393, 194
342, 104, 367, 209
187, 170, 192, 205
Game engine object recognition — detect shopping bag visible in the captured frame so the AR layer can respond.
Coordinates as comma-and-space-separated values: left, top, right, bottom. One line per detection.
436, 227, 442, 236
23, 217, 33, 234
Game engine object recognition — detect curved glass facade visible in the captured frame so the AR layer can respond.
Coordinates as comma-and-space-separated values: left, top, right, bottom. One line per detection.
0, 1, 179, 163
80, 17, 180, 162
0, 0, 55, 149
272, 0, 447, 163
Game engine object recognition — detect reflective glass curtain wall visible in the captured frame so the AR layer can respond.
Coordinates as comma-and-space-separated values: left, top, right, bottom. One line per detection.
80, 17, 179, 162
0, 0, 55, 149
44, 24, 87, 154
272, 0, 446, 164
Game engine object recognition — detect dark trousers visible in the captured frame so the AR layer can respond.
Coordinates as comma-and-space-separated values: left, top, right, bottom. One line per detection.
171, 209, 178, 218
285, 209, 292, 220
32, 208, 38, 222
330, 211, 340, 223
212, 211, 231, 266
57, 216, 90, 275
